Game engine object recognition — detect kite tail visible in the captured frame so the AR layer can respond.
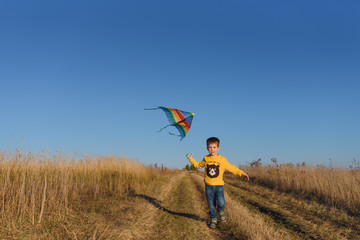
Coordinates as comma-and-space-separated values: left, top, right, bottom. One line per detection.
169, 132, 183, 141
157, 124, 172, 133
145, 107, 172, 132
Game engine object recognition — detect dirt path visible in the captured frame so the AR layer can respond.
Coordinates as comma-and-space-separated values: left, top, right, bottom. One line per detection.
68, 171, 359, 239
136, 171, 237, 240
113, 171, 294, 239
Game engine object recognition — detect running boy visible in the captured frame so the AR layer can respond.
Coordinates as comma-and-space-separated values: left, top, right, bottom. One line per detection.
186, 137, 249, 228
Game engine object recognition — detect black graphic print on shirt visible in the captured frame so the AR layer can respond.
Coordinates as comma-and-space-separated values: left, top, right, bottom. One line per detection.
206, 164, 220, 178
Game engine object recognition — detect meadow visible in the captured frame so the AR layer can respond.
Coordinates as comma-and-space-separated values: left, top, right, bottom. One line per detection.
0, 149, 359, 239
243, 163, 360, 213
0, 149, 169, 239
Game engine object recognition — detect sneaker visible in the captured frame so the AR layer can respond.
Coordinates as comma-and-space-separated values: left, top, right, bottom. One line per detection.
209, 218, 217, 228
219, 211, 227, 222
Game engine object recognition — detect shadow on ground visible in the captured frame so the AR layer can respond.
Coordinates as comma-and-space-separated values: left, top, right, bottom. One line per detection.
132, 194, 207, 222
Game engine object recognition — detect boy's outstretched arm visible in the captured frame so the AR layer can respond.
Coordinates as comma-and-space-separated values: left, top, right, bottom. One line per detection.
186, 153, 205, 169
235, 169, 250, 181
225, 160, 250, 181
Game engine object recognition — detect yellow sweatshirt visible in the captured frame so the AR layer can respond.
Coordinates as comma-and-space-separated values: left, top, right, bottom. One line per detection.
189, 154, 245, 186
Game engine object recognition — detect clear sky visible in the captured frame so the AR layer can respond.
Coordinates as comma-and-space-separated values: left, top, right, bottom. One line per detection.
1, 1, 359, 169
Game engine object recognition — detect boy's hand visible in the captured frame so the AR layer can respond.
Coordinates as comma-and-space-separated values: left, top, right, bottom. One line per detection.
243, 173, 250, 181
186, 153, 193, 159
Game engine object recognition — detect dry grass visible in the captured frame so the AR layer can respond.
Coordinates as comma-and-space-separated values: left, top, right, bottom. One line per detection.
244, 165, 360, 213
3, 148, 358, 239
0, 149, 167, 238
224, 176, 359, 239
223, 191, 294, 240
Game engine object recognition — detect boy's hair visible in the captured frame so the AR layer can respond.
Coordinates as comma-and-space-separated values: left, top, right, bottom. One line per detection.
207, 137, 220, 147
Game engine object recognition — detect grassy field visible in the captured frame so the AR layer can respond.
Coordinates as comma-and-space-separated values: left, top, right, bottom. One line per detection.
0, 150, 359, 239
243, 164, 360, 213
0, 150, 170, 239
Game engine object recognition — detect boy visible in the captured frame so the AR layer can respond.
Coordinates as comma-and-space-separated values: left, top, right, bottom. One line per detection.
186, 137, 249, 228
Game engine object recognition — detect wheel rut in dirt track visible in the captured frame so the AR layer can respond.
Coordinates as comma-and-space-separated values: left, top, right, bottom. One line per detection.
224, 176, 360, 240
226, 177, 360, 232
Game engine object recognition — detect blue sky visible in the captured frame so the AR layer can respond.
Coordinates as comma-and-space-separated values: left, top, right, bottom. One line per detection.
1, 1, 359, 169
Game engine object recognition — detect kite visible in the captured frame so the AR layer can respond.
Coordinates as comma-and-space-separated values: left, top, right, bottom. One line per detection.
145, 106, 195, 140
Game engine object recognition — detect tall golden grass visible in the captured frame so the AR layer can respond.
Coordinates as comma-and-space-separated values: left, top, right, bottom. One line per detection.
0, 149, 165, 229
244, 164, 360, 212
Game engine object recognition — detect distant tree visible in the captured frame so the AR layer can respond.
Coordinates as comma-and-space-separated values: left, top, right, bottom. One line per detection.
184, 164, 197, 171
270, 158, 278, 167
184, 164, 190, 171
250, 158, 262, 167
190, 164, 197, 171
349, 157, 360, 170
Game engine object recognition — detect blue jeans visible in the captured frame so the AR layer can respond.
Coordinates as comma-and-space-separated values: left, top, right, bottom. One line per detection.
205, 185, 225, 219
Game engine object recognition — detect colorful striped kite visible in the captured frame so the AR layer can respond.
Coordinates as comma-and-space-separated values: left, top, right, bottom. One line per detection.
145, 106, 195, 140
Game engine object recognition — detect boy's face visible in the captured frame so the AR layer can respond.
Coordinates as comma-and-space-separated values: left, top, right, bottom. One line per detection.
207, 143, 220, 156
